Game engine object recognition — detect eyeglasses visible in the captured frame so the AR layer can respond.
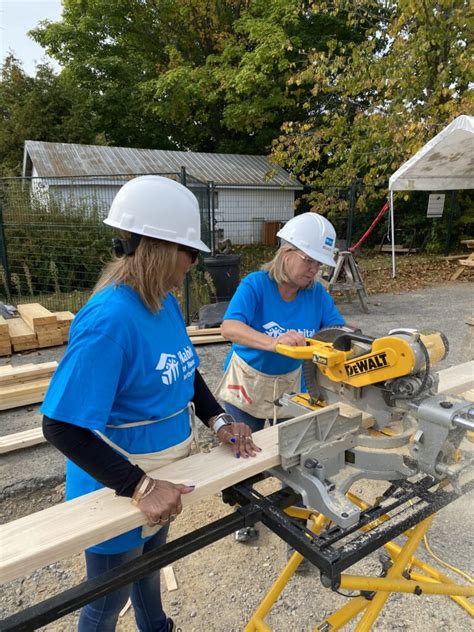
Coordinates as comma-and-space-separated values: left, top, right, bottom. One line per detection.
178, 245, 199, 263
292, 250, 321, 268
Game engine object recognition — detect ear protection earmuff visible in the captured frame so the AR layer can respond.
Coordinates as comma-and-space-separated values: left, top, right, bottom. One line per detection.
112, 233, 142, 256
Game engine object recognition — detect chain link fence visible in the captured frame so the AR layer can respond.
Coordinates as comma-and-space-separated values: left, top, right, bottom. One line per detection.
0, 172, 213, 320
0, 173, 470, 324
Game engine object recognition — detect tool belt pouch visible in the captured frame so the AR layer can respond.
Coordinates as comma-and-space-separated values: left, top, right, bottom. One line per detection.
214, 352, 301, 420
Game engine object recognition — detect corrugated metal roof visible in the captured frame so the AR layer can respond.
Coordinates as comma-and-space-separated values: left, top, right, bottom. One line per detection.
23, 141, 302, 189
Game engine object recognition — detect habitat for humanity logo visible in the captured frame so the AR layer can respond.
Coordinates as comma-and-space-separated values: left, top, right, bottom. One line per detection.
155, 345, 195, 385
262, 321, 286, 337
155, 353, 180, 385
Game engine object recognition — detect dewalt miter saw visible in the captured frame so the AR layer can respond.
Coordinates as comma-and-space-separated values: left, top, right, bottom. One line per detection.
272, 327, 474, 528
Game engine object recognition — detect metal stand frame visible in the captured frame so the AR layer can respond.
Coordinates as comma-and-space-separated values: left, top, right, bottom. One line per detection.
242, 483, 474, 632
1, 475, 472, 632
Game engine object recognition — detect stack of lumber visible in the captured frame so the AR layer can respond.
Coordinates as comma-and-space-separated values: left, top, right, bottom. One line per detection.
187, 326, 226, 345
17, 303, 63, 348
3, 304, 74, 353
0, 361, 57, 411
0, 316, 12, 356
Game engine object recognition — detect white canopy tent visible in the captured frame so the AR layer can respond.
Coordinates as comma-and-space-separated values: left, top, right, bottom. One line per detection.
387, 114, 474, 276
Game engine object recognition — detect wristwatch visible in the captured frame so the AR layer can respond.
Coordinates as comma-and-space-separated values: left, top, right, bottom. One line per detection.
209, 413, 234, 434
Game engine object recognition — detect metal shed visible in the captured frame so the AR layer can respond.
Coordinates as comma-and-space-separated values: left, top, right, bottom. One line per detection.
23, 141, 303, 245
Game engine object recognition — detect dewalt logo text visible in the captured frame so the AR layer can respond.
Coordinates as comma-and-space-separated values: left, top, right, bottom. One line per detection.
345, 352, 388, 377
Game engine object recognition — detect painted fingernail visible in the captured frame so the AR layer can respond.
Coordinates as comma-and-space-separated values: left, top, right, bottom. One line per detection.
230, 437, 237, 444
235, 452, 240, 459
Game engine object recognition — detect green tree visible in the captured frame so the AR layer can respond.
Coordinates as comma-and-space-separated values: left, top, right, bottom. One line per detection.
271, 0, 473, 217
0, 55, 97, 175
31, 0, 358, 153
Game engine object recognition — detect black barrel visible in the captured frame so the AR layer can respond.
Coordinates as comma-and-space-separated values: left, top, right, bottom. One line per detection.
203, 254, 241, 303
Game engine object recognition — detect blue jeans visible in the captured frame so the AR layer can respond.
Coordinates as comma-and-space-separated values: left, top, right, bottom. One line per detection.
223, 401, 267, 432
78, 526, 169, 632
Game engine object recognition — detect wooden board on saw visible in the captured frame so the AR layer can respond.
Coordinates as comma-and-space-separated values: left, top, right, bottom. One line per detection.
0, 360, 472, 584
187, 325, 226, 345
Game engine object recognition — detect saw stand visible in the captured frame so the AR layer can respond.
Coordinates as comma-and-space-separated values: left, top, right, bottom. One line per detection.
327, 250, 369, 313
243, 491, 474, 632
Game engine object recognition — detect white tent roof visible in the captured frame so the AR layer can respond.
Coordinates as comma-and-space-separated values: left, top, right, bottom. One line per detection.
389, 115, 474, 191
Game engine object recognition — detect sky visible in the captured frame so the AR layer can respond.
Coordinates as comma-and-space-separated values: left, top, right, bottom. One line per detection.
0, 0, 62, 75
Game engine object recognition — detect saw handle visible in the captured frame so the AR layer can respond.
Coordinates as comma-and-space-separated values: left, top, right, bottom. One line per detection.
332, 332, 375, 351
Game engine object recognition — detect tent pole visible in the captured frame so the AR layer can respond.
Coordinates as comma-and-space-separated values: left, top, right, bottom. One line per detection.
390, 190, 396, 277
444, 190, 457, 256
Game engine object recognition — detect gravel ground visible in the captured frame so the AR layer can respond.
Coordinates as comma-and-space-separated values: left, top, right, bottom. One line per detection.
1, 281, 473, 631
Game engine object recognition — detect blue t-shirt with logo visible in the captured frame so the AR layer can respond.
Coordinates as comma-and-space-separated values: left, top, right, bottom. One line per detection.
41, 284, 198, 553
224, 271, 345, 375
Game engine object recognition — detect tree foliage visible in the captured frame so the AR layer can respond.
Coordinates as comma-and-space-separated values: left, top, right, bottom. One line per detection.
0, 55, 97, 175
271, 0, 473, 218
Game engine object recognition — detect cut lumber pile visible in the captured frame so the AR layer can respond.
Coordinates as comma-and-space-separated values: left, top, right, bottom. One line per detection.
0, 361, 57, 411
0, 360, 472, 584
1, 304, 74, 354
17, 303, 63, 348
186, 325, 227, 345
0, 316, 12, 356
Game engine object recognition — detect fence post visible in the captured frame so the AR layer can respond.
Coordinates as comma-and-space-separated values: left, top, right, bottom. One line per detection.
180, 166, 187, 187
0, 203, 12, 301
179, 167, 191, 324
345, 179, 358, 249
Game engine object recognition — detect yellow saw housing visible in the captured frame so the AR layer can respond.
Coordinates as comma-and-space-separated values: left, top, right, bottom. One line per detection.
276, 330, 447, 388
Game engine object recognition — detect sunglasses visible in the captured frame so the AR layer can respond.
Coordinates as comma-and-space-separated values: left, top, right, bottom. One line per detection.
292, 250, 321, 268
178, 245, 199, 263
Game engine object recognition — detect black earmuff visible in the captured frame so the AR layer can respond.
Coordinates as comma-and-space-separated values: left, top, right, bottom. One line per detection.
112, 233, 142, 257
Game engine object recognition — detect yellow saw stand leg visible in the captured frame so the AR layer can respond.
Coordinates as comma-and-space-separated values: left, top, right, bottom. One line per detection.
244, 498, 473, 632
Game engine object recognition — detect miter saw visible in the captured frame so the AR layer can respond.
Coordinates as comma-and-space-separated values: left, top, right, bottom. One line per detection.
272, 326, 474, 528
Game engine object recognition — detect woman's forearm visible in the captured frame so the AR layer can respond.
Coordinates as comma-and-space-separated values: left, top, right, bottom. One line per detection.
221, 319, 276, 352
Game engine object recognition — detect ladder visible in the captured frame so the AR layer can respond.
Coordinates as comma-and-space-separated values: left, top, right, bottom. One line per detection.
327, 250, 369, 313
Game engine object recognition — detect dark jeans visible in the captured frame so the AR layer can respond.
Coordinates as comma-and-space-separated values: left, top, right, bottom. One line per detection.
223, 401, 268, 432
78, 526, 169, 632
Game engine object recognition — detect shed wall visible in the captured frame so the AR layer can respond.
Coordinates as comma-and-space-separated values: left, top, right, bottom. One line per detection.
215, 188, 295, 245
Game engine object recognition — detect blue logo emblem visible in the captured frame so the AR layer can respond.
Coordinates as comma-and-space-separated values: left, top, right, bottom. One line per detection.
325, 237, 334, 246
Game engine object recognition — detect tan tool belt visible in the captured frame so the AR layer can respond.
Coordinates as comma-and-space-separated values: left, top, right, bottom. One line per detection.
95, 404, 195, 538
215, 352, 301, 421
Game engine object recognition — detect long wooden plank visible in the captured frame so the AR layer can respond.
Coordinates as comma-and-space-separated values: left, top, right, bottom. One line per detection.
0, 378, 51, 410
0, 361, 472, 584
0, 315, 10, 337
191, 335, 227, 345
17, 303, 57, 329
0, 426, 44, 454
0, 361, 57, 385
186, 326, 222, 337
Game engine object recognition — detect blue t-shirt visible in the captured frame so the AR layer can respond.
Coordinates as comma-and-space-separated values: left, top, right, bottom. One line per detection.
41, 285, 199, 553
224, 271, 345, 375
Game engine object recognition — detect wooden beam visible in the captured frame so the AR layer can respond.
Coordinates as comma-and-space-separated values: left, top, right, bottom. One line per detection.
0, 426, 44, 454
0, 361, 57, 385
190, 335, 227, 345
0, 361, 472, 584
16, 303, 57, 329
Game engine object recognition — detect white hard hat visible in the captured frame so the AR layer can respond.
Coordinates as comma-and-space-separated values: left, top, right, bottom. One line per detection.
277, 212, 337, 267
104, 175, 210, 252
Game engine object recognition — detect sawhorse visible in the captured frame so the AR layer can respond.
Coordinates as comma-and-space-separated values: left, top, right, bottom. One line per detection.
244, 496, 474, 632
327, 250, 369, 313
